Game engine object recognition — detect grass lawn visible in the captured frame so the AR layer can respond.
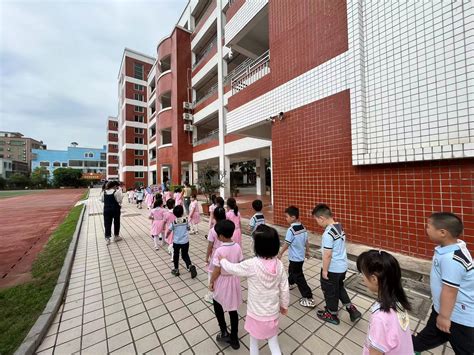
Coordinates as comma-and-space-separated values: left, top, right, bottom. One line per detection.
0, 190, 46, 199
0, 204, 84, 355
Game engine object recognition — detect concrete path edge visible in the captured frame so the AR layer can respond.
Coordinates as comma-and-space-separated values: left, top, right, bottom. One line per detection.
14, 202, 87, 355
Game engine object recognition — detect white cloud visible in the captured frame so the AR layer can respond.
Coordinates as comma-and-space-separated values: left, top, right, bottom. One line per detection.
0, 0, 187, 149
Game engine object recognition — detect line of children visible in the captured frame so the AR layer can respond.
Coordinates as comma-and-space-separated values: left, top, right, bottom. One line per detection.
209, 220, 243, 350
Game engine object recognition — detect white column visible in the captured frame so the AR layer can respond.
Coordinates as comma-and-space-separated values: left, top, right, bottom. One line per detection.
192, 162, 199, 186
223, 155, 231, 197
188, 162, 193, 184
255, 153, 266, 196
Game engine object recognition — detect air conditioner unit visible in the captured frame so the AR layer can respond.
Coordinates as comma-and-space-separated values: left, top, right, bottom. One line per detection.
183, 124, 194, 132
183, 102, 194, 110
183, 113, 193, 121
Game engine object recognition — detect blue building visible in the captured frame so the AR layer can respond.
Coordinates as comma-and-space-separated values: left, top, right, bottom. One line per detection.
32, 145, 107, 180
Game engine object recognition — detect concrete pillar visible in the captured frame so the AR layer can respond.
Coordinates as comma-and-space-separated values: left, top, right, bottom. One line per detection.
221, 155, 231, 198
192, 162, 199, 186
256, 153, 266, 196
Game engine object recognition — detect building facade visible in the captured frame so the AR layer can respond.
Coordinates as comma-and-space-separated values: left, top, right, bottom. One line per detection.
108, 0, 474, 258
0, 158, 13, 179
32, 145, 107, 180
106, 116, 119, 180
0, 131, 46, 175
117, 49, 155, 189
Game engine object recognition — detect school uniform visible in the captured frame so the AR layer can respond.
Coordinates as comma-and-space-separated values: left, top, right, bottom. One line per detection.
285, 223, 312, 299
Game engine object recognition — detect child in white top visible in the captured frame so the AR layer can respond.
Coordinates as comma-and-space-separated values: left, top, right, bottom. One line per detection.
220, 224, 289, 355
357, 250, 414, 355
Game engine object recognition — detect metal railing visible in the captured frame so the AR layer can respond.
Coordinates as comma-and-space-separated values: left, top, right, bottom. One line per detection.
193, 128, 219, 147
223, 57, 253, 85
193, 36, 217, 69
193, 82, 218, 107
231, 50, 270, 94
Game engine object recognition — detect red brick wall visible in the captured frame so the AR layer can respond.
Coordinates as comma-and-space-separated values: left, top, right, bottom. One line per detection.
272, 90, 474, 259
193, 134, 246, 152
123, 171, 147, 189
158, 37, 172, 63
107, 120, 118, 131
192, 45, 217, 77
191, 0, 216, 40
194, 92, 218, 113
125, 57, 152, 81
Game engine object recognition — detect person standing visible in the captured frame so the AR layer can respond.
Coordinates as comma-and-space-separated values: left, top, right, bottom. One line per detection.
183, 181, 192, 215
100, 181, 123, 245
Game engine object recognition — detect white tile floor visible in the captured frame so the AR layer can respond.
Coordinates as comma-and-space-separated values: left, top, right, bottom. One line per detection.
37, 189, 453, 354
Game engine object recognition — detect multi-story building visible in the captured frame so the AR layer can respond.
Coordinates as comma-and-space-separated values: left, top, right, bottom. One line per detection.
0, 131, 46, 175
117, 49, 155, 188
0, 158, 13, 179
106, 116, 119, 180
31, 145, 107, 180
109, 0, 474, 259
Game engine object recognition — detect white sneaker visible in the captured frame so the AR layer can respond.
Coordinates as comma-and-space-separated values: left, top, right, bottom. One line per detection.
114, 236, 123, 242
204, 293, 214, 304
289, 284, 297, 290
106, 238, 111, 245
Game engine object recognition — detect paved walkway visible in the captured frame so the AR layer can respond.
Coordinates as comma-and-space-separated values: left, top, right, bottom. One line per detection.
37, 189, 453, 354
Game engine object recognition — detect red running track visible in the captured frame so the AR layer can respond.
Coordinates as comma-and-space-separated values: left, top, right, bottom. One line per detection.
0, 189, 85, 288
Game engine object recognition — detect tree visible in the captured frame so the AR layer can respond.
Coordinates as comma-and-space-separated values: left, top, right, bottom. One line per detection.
196, 164, 226, 203
0, 177, 6, 190
30, 167, 49, 189
8, 173, 30, 189
53, 168, 84, 187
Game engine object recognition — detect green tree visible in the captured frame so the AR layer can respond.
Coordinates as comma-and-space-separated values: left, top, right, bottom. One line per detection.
8, 173, 30, 189
0, 177, 6, 190
52, 168, 84, 187
196, 163, 226, 203
30, 167, 49, 189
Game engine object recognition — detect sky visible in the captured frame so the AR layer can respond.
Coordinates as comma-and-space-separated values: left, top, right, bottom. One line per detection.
0, 0, 188, 150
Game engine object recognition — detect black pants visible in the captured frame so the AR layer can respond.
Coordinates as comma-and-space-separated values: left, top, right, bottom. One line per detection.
320, 270, 351, 313
288, 261, 312, 299
213, 299, 238, 340
413, 307, 474, 355
184, 197, 191, 214
104, 209, 120, 238
173, 242, 192, 270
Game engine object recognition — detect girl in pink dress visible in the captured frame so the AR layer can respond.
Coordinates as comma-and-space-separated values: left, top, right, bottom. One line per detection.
163, 187, 172, 203
208, 196, 225, 230
209, 220, 243, 350
188, 194, 201, 234
226, 198, 242, 247
163, 198, 176, 258
204, 207, 227, 304
145, 187, 154, 209
149, 198, 165, 250
173, 188, 183, 206
220, 225, 289, 355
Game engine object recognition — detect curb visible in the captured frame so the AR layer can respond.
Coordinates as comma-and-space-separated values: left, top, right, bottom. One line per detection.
14, 203, 87, 355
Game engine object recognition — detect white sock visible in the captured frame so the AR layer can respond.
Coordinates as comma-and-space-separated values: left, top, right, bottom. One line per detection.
267, 335, 281, 355
153, 236, 158, 248
249, 336, 259, 355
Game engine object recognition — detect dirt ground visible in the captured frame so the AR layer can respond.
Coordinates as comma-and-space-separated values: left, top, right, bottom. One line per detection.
0, 189, 85, 288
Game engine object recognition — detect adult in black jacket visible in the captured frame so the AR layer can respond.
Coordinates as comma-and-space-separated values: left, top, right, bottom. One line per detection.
100, 180, 123, 244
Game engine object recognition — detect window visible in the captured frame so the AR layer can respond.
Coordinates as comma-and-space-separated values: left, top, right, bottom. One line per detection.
134, 94, 145, 101
62, 162, 68, 167
112, 121, 118, 127
85, 161, 99, 167
161, 129, 172, 145
84, 152, 94, 158
134, 115, 144, 122
40, 161, 50, 167
135, 150, 144, 156
69, 160, 83, 167
134, 128, 144, 134
100, 153, 106, 160
134, 106, 144, 112
134, 172, 144, 178
10, 140, 24, 146
134, 84, 144, 91
53, 161, 61, 167
134, 63, 144, 80
135, 137, 144, 144
134, 159, 144, 166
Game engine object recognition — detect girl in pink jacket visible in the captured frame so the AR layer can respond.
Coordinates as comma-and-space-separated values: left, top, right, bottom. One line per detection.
220, 225, 289, 355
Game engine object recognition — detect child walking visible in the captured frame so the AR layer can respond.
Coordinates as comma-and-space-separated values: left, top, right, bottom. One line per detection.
163, 186, 172, 203
208, 195, 217, 229
412, 212, 474, 354
357, 250, 413, 355
204, 207, 228, 304
164, 199, 176, 258
188, 194, 201, 234
220, 224, 289, 355
278, 206, 315, 308
127, 189, 134, 204
174, 187, 183, 206
249, 199, 265, 234
135, 187, 144, 209
312, 203, 361, 323
149, 198, 165, 250
226, 198, 242, 247
167, 205, 197, 278
209, 220, 243, 350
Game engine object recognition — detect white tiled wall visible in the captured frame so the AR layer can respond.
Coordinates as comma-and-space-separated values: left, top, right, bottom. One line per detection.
224, 0, 268, 46
226, 0, 474, 165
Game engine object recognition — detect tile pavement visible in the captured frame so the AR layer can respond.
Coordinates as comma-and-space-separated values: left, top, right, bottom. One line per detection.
37, 189, 453, 354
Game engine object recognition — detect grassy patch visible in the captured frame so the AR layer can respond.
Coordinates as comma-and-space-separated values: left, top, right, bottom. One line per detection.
80, 189, 89, 201
0, 205, 83, 355
0, 190, 46, 199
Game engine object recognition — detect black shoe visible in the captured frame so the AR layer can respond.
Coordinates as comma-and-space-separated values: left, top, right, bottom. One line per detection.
228, 337, 240, 350
171, 269, 180, 276
346, 304, 362, 322
216, 330, 230, 343
189, 265, 197, 279
316, 309, 340, 325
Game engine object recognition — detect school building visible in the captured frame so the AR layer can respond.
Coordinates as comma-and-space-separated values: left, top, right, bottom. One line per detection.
32, 144, 107, 180
108, 0, 474, 259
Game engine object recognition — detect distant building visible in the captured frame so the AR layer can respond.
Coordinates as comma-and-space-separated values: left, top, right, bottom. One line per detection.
0, 158, 13, 179
106, 116, 119, 180
0, 131, 46, 175
32, 145, 107, 180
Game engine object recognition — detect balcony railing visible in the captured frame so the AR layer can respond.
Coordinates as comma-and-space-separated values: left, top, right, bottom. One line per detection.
231, 50, 270, 94
193, 36, 217, 69
193, 128, 219, 147
194, 82, 218, 107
